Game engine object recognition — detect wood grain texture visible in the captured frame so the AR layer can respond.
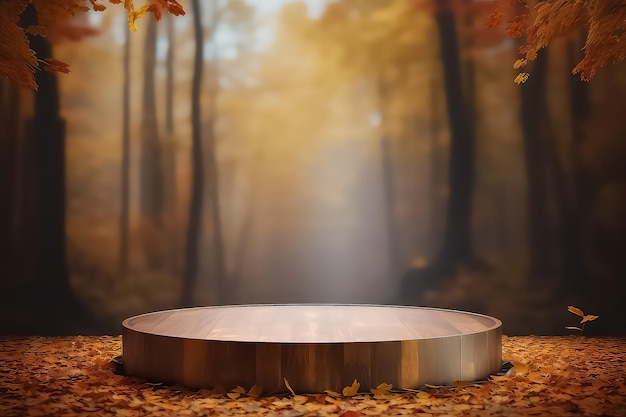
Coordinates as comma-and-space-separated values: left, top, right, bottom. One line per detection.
123, 305, 502, 392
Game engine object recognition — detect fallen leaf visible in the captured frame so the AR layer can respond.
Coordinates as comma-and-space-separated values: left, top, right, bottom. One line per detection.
342, 379, 360, 397
325, 389, 342, 398
293, 395, 307, 406
371, 383, 393, 395
452, 380, 469, 389
284, 377, 295, 395
247, 385, 262, 398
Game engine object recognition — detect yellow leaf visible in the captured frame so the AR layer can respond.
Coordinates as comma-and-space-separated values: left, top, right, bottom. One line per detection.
342, 379, 360, 397
513, 363, 530, 374
513, 58, 528, 69
452, 380, 469, 388
233, 386, 246, 394
371, 382, 392, 395
581, 315, 599, 324
415, 391, 431, 400
293, 395, 307, 406
568, 306, 585, 317
284, 377, 295, 396
566, 326, 582, 331
324, 389, 342, 398
134, 5, 150, 21
247, 385, 262, 397
514, 72, 530, 84
424, 384, 443, 389
226, 392, 240, 400
325, 395, 342, 405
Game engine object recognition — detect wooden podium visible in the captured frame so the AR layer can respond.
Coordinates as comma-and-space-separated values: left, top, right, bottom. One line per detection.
123, 304, 502, 393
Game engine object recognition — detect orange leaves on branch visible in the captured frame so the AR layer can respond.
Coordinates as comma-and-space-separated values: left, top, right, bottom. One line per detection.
134, 0, 184, 22
0, 0, 185, 89
489, 0, 626, 81
0, 2, 38, 89
42, 57, 70, 73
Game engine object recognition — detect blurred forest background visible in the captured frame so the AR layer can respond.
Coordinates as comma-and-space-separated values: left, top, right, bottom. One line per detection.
1, 0, 625, 336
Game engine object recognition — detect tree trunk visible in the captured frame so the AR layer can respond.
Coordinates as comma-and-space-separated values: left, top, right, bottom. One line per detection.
399, 3, 480, 304
119, 24, 131, 273
163, 12, 179, 271
520, 49, 553, 282
140, 18, 164, 220
561, 36, 591, 292
434, 3, 476, 270
204, 113, 227, 303
181, 0, 205, 307
201, 5, 228, 304
0, 80, 20, 282
427, 79, 445, 261
21, 5, 96, 334
376, 74, 401, 281
165, 13, 175, 136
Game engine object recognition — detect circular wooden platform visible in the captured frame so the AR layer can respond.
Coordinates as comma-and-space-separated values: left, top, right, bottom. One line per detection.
122, 305, 502, 393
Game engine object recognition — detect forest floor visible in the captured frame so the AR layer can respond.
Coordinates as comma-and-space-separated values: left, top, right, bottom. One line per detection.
1, 336, 625, 416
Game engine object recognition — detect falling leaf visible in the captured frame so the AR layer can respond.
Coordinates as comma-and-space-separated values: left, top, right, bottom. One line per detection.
283, 377, 295, 396
342, 379, 360, 397
581, 315, 599, 324
226, 392, 241, 400
566, 326, 583, 331
567, 306, 585, 317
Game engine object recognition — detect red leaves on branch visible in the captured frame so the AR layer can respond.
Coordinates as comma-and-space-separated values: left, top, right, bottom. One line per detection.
0, 0, 185, 89
489, 0, 626, 81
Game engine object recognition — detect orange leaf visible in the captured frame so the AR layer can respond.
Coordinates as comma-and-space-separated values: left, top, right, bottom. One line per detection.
581, 315, 599, 324
342, 379, 360, 397
568, 306, 585, 317
247, 385, 262, 397
283, 377, 295, 395
370, 382, 392, 395
452, 380, 469, 388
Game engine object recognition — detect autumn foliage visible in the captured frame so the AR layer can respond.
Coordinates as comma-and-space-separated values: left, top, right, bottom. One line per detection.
2, 336, 626, 416
490, 0, 626, 81
0, 0, 184, 89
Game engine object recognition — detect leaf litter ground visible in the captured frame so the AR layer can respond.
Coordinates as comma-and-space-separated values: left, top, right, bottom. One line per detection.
1, 336, 625, 416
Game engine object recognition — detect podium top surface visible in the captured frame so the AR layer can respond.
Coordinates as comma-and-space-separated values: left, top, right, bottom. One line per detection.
122, 304, 501, 343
